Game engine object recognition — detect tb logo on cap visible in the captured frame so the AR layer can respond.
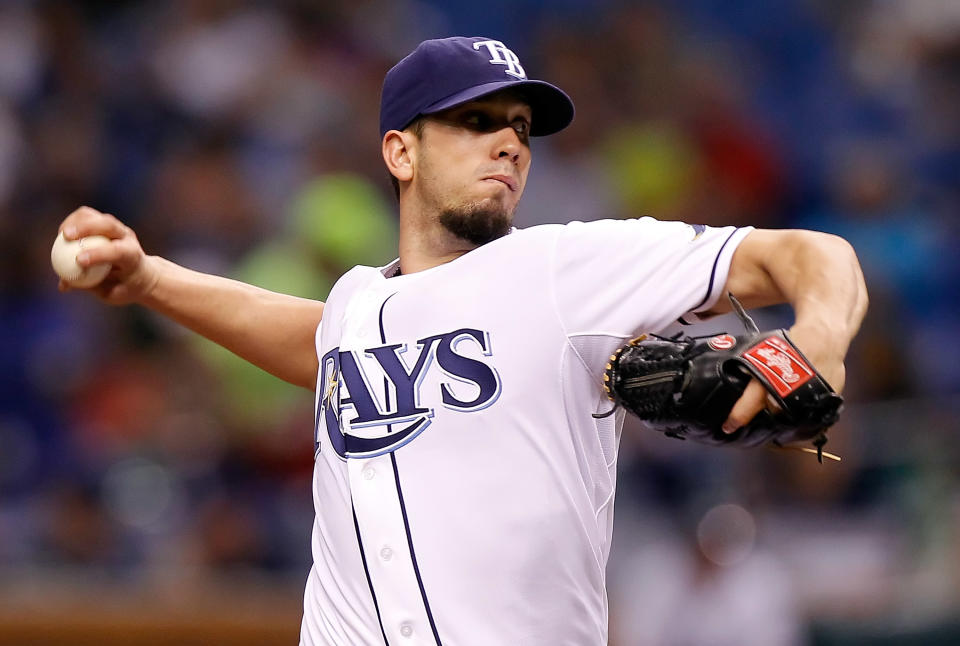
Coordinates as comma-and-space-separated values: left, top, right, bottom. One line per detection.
473, 39, 526, 79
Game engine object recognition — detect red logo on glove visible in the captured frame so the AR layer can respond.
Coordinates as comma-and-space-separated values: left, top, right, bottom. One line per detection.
708, 334, 737, 350
743, 337, 814, 397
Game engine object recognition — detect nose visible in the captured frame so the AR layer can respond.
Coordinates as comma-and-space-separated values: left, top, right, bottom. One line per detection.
493, 127, 524, 165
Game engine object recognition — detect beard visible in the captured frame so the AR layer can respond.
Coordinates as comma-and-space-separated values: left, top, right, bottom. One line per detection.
438, 201, 513, 246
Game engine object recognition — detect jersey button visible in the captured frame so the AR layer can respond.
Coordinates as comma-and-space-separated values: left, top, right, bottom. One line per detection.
362, 467, 375, 480
399, 623, 413, 638
380, 546, 393, 561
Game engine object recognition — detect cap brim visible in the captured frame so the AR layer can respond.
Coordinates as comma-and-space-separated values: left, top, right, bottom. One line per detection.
420, 80, 574, 137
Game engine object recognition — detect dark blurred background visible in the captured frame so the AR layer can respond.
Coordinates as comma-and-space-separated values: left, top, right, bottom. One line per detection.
0, 1, 958, 644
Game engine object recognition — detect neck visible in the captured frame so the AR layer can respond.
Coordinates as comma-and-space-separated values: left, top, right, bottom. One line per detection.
397, 217, 476, 274
396, 198, 478, 275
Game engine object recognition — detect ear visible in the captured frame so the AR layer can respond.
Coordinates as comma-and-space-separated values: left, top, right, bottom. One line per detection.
382, 130, 416, 184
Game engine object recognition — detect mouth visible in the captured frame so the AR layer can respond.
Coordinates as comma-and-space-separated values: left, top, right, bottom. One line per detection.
482, 175, 518, 192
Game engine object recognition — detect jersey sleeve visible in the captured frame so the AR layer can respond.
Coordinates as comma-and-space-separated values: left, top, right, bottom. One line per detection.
550, 218, 753, 337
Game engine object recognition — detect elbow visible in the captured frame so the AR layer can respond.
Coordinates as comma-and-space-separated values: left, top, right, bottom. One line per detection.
808, 230, 870, 321
796, 230, 860, 272
851, 245, 869, 322
803, 230, 855, 258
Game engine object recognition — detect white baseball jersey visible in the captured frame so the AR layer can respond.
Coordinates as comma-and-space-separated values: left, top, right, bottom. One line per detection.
301, 217, 752, 645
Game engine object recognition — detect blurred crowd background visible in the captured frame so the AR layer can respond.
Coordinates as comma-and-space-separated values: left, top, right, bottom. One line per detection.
0, 0, 958, 644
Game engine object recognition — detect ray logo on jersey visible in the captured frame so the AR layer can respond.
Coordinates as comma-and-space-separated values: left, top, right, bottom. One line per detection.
316, 328, 502, 459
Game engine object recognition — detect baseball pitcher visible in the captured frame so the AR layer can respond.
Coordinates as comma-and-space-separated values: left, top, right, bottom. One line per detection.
56, 37, 868, 646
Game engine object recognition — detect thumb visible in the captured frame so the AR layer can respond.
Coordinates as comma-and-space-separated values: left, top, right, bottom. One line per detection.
722, 379, 767, 434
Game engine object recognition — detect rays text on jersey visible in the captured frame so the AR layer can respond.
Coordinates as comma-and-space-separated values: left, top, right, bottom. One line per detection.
316, 328, 502, 459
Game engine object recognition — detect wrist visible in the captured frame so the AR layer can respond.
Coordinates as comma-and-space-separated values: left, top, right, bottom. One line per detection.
789, 320, 848, 355
135, 255, 166, 308
785, 323, 847, 393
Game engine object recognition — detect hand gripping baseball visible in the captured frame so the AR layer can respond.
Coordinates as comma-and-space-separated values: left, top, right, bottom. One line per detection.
596, 294, 844, 462
56, 206, 159, 305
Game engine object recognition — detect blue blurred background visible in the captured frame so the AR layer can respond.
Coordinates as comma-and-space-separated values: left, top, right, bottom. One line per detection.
0, 1, 958, 644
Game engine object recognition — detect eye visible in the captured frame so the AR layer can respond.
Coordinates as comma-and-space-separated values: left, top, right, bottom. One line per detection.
512, 119, 530, 136
462, 111, 492, 131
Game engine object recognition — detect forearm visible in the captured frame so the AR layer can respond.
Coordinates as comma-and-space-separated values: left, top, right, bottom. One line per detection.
141, 256, 324, 389
718, 229, 868, 347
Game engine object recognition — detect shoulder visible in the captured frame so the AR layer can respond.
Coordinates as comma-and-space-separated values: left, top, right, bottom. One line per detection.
552, 217, 720, 254
508, 218, 679, 245
562, 217, 703, 236
325, 264, 383, 304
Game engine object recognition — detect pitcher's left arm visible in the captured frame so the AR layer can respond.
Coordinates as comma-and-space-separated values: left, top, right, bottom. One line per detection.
702, 229, 869, 433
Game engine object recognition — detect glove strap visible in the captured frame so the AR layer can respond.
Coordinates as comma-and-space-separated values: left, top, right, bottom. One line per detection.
728, 292, 760, 334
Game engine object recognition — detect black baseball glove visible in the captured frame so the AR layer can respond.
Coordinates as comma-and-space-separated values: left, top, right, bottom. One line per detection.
596, 294, 843, 462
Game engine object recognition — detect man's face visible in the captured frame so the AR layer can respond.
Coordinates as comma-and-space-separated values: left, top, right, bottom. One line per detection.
411, 93, 533, 246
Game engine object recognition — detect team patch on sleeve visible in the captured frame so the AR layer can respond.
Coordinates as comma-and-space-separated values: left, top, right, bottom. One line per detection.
687, 223, 706, 241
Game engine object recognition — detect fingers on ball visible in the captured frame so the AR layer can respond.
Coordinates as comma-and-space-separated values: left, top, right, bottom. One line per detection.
61, 206, 125, 240
77, 239, 126, 268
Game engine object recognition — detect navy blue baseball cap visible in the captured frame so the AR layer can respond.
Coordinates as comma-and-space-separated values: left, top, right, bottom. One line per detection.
379, 36, 575, 138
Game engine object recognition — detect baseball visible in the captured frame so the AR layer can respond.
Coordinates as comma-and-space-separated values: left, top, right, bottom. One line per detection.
51, 231, 112, 288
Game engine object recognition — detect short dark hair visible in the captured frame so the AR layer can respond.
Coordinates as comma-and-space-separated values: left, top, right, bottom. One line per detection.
389, 117, 427, 201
